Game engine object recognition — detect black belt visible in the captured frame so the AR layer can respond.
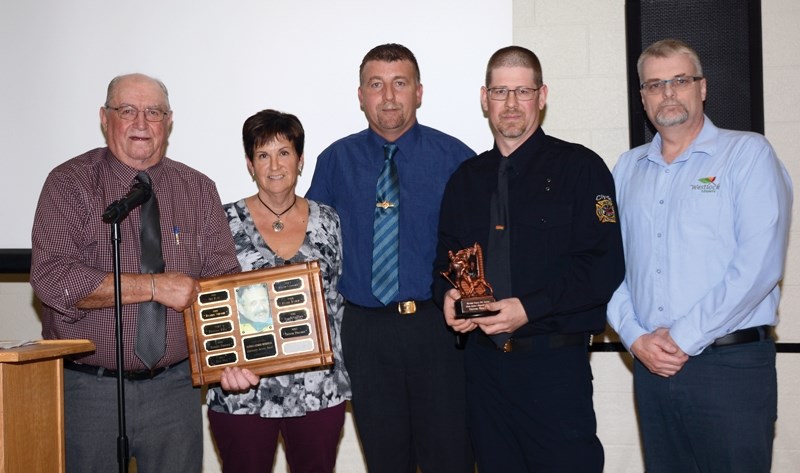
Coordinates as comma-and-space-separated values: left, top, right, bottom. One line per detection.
346, 299, 432, 315
475, 331, 587, 353
64, 360, 179, 381
711, 325, 771, 348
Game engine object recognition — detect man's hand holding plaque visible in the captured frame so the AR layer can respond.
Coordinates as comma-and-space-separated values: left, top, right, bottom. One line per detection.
440, 243, 496, 319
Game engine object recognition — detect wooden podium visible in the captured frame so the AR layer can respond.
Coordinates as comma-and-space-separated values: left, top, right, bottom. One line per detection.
0, 340, 95, 473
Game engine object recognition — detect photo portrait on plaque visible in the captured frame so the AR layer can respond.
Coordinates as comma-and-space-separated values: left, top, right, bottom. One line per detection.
235, 283, 274, 334
440, 243, 496, 318
182, 261, 334, 386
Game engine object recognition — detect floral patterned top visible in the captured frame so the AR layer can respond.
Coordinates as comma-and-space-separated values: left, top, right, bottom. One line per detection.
206, 199, 351, 417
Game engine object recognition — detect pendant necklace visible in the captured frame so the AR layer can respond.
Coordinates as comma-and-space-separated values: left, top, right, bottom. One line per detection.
257, 193, 297, 232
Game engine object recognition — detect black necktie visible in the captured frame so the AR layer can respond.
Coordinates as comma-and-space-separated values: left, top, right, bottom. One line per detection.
135, 171, 166, 369
486, 157, 513, 347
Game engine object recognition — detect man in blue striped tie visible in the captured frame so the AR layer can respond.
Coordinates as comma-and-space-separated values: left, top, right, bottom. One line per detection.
307, 43, 476, 473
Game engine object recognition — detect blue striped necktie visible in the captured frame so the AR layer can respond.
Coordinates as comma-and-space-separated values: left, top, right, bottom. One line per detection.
135, 171, 166, 369
371, 143, 400, 305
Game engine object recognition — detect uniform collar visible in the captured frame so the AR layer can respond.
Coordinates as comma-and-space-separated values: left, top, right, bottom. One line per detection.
490, 126, 547, 176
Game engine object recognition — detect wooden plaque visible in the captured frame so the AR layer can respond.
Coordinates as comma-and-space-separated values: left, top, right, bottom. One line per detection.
182, 260, 333, 386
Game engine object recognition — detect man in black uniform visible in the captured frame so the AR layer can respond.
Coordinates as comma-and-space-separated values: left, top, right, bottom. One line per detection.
433, 45, 624, 473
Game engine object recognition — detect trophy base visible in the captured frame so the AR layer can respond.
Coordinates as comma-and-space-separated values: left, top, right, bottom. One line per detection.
455, 296, 497, 319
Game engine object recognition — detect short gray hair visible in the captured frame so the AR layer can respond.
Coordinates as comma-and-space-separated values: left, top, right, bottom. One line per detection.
637, 39, 703, 82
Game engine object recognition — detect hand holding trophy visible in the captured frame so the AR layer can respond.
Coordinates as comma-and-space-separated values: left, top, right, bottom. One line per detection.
441, 243, 496, 319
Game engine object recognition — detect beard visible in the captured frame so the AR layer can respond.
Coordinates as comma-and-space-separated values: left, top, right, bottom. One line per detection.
654, 102, 689, 127
496, 124, 526, 139
494, 113, 528, 139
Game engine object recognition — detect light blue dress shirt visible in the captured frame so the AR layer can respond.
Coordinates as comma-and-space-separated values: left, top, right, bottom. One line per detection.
607, 117, 793, 355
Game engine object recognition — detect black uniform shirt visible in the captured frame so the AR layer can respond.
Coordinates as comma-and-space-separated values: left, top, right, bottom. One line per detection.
433, 128, 625, 336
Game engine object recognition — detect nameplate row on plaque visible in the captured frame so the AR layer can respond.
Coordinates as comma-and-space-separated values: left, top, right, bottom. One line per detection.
182, 260, 333, 386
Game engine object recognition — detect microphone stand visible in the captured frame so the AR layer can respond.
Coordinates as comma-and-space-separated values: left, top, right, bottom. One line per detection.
108, 221, 130, 473
102, 178, 151, 473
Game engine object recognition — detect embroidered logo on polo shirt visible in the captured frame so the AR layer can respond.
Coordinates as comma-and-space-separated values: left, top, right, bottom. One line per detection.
691, 176, 720, 193
595, 195, 617, 223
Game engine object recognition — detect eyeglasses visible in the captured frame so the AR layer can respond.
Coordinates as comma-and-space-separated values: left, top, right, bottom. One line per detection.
105, 105, 170, 122
640, 76, 703, 95
486, 87, 541, 101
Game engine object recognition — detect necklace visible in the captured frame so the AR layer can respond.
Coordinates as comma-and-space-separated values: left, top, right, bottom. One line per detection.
256, 193, 297, 232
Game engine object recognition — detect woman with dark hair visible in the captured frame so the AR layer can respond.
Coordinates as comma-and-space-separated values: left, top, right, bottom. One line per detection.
206, 109, 350, 472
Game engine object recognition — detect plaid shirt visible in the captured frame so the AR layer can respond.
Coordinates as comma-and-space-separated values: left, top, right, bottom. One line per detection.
31, 147, 239, 370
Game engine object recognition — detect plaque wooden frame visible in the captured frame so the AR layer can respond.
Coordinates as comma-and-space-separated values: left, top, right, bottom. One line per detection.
182, 261, 333, 386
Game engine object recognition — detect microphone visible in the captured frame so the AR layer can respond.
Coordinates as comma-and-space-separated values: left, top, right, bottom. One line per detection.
102, 180, 152, 223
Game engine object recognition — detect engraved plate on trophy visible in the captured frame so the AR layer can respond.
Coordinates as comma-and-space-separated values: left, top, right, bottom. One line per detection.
279, 309, 309, 324
440, 243, 497, 319
201, 305, 231, 320
207, 352, 238, 367
205, 337, 236, 352
276, 293, 305, 307
242, 334, 278, 361
199, 290, 229, 305
281, 324, 311, 339
274, 278, 304, 292
203, 321, 234, 336
182, 261, 334, 386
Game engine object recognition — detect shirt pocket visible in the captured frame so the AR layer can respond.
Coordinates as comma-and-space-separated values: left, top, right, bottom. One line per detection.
674, 196, 722, 242
161, 222, 201, 278
516, 203, 573, 262
522, 204, 573, 229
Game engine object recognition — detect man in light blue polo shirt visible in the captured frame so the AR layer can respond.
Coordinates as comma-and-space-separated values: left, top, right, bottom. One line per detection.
608, 39, 792, 473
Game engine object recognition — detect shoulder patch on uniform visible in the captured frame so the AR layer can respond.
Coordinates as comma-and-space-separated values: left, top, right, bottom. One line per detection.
595, 194, 617, 223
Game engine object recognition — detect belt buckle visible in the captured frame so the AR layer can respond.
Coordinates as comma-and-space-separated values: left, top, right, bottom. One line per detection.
501, 339, 513, 353
398, 300, 416, 315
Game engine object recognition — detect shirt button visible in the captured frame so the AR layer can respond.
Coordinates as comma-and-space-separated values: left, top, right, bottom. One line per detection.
665, 169, 671, 174
545, 187, 551, 192
658, 307, 664, 312
657, 232, 662, 238
659, 200, 664, 204
656, 269, 662, 274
